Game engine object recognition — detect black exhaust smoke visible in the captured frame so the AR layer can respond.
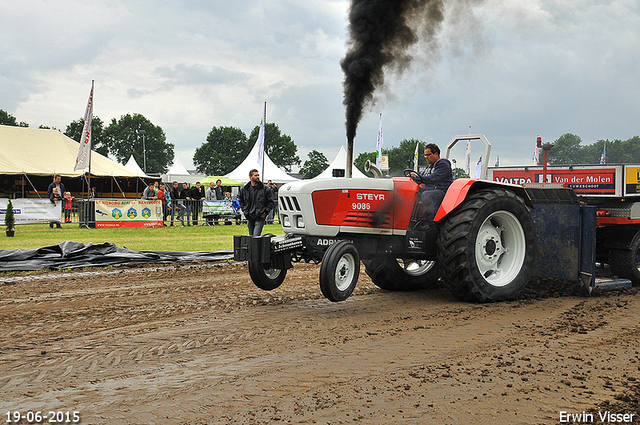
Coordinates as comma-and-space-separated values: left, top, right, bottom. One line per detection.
341, 0, 446, 175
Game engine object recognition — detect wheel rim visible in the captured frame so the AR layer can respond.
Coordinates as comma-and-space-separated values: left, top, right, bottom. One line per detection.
264, 267, 281, 280
335, 253, 356, 291
474, 210, 526, 287
399, 259, 435, 276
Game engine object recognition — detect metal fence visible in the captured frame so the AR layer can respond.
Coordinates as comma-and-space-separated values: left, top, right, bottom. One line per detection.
75, 199, 248, 228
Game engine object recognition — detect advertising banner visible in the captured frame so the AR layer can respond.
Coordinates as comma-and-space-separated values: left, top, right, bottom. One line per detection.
0, 199, 62, 224
625, 166, 640, 195
202, 200, 236, 216
94, 199, 163, 228
490, 166, 621, 197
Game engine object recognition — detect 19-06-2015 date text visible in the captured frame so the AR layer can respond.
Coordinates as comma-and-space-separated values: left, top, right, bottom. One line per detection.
6, 411, 80, 424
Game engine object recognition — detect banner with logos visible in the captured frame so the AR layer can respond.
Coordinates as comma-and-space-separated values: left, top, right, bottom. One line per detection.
0, 198, 62, 224
202, 200, 237, 216
94, 199, 163, 228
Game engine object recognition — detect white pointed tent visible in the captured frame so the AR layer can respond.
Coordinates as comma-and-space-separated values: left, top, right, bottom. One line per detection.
226, 141, 298, 183
167, 156, 190, 175
315, 145, 368, 179
125, 155, 147, 176
162, 156, 206, 184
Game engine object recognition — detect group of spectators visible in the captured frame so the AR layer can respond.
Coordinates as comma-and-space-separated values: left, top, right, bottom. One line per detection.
142, 179, 232, 227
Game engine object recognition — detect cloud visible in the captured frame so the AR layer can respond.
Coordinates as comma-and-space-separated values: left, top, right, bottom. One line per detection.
0, 0, 638, 170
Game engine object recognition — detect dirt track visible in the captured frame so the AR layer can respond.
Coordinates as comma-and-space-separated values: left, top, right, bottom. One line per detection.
1, 261, 639, 424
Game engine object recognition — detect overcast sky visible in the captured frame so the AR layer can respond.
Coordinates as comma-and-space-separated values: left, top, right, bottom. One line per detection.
2, 0, 638, 172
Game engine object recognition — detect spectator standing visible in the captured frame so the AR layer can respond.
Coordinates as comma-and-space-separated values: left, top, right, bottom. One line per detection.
205, 182, 216, 226
47, 175, 65, 229
214, 179, 224, 200
179, 182, 193, 226
191, 181, 205, 226
89, 187, 97, 199
238, 169, 274, 236
63, 191, 74, 223
170, 181, 185, 226
157, 183, 169, 226
266, 180, 279, 224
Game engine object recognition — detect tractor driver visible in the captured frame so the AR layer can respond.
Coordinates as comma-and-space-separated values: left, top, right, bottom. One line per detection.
416, 143, 454, 221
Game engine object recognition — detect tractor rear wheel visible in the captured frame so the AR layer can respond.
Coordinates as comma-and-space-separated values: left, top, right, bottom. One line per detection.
437, 188, 537, 302
319, 241, 360, 302
609, 230, 640, 286
363, 257, 440, 291
248, 261, 287, 291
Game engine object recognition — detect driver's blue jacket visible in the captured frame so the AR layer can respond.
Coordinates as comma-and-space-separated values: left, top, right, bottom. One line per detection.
420, 158, 454, 192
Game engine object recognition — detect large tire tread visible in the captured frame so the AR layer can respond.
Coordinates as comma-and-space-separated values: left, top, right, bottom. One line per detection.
436, 188, 537, 302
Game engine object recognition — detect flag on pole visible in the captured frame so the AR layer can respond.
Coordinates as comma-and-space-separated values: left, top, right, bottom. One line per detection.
474, 156, 482, 178
465, 140, 471, 176
495, 156, 500, 167
256, 102, 266, 167
600, 142, 606, 164
533, 144, 539, 166
413, 141, 420, 172
376, 113, 383, 169
74, 80, 94, 171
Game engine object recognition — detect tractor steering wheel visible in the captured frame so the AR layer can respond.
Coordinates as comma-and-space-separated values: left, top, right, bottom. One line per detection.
404, 169, 424, 185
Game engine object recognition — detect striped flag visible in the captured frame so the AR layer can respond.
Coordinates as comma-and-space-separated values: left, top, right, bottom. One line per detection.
474, 156, 482, 178
376, 113, 383, 169
256, 102, 266, 167
413, 141, 420, 172
74, 80, 94, 171
600, 142, 606, 164
465, 140, 471, 176
533, 144, 539, 166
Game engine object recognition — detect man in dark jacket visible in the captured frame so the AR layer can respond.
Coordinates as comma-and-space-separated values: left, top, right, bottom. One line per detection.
238, 169, 274, 236
419, 143, 454, 221
179, 182, 193, 226
169, 181, 184, 226
190, 181, 205, 226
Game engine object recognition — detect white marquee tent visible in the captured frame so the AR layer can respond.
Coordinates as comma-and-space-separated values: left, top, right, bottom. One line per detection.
0, 125, 146, 177
315, 145, 368, 179
225, 141, 298, 183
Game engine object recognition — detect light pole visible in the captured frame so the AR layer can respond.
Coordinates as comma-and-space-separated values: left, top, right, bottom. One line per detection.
137, 129, 146, 172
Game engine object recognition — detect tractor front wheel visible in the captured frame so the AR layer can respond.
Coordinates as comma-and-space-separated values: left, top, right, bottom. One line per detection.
319, 241, 360, 302
363, 257, 440, 291
437, 188, 537, 302
248, 261, 287, 291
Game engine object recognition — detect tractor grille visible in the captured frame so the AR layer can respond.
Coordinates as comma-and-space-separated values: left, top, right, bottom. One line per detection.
279, 195, 301, 212
343, 210, 391, 227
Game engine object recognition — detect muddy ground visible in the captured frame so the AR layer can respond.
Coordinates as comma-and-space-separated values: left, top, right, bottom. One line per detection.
0, 261, 639, 424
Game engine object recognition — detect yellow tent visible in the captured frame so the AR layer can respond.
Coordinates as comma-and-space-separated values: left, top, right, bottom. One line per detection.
0, 125, 148, 177
199, 176, 244, 187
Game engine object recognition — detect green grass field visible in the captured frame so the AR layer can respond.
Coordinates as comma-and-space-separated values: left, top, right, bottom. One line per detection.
0, 222, 285, 252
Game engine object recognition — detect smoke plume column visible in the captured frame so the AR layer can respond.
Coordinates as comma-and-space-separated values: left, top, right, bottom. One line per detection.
341, 0, 445, 176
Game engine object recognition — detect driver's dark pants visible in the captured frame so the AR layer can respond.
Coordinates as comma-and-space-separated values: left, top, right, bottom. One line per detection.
420, 189, 445, 221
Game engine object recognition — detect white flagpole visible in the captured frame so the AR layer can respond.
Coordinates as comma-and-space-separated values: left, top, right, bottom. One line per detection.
376, 113, 383, 169
256, 102, 266, 179
74, 80, 94, 198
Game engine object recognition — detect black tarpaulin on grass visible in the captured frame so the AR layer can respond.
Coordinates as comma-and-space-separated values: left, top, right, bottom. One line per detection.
0, 240, 234, 271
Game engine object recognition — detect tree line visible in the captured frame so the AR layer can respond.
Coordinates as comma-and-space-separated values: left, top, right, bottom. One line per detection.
3, 109, 638, 178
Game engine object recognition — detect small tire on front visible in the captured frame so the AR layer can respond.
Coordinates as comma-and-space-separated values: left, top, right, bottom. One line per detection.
319, 240, 360, 302
437, 188, 537, 302
363, 257, 440, 291
609, 230, 640, 286
248, 261, 287, 291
